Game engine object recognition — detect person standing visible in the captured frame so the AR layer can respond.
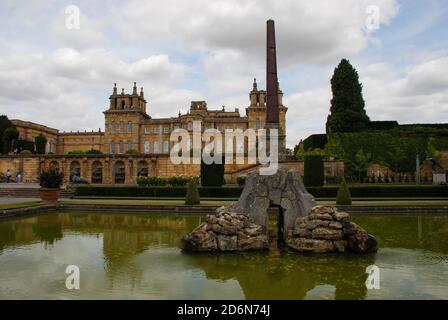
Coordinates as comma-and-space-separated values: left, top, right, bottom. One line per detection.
16, 171, 22, 183
6, 169, 11, 183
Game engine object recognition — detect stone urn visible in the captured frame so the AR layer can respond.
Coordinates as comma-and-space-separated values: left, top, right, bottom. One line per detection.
39, 188, 61, 202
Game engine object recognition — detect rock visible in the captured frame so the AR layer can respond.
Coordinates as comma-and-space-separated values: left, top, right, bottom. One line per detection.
217, 235, 238, 251
312, 227, 344, 240
238, 234, 269, 250
288, 238, 335, 253
293, 227, 312, 238
211, 223, 237, 235
311, 205, 335, 215
306, 219, 330, 230
309, 212, 333, 221
328, 221, 343, 229
334, 211, 350, 222
333, 240, 348, 253
182, 231, 217, 252
243, 226, 262, 236
348, 232, 378, 253
342, 221, 359, 236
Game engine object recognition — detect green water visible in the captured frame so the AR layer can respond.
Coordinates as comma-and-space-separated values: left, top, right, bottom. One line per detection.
0, 212, 447, 299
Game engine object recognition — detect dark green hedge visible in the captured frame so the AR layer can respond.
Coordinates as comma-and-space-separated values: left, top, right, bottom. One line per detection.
304, 155, 324, 187
75, 186, 243, 198
303, 134, 328, 151
75, 185, 448, 198
368, 121, 399, 131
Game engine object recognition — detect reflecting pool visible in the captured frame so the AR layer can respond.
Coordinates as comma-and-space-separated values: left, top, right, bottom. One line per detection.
0, 212, 447, 299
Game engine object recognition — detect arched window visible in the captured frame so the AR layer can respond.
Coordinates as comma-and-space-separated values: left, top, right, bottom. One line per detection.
118, 141, 123, 154
137, 160, 149, 177
114, 161, 125, 184
91, 161, 103, 184
154, 141, 159, 154
111, 121, 116, 133
69, 161, 81, 182
120, 121, 125, 133
128, 121, 132, 133
163, 141, 169, 153
144, 141, 150, 154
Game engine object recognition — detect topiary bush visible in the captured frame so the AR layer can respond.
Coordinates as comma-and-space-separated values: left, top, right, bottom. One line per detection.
185, 178, 200, 205
336, 179, 352, 205
200, 154, 225, 186
19, 150, 32, 155
304, 155, 324, 187
38, 168, 64, 188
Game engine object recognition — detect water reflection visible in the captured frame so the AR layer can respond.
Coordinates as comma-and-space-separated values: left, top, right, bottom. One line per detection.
0, 212, 447, 299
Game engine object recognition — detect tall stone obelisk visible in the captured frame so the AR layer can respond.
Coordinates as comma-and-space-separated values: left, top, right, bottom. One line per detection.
265, 19, 286, 159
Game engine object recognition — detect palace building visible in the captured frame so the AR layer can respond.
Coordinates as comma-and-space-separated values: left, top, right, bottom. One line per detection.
2, 80, 342, 185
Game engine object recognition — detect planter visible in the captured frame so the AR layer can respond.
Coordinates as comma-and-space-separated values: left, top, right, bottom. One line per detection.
39, 188, 61, 202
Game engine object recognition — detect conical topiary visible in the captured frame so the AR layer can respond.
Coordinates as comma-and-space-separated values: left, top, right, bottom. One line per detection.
336, 178, 352, 205
185, 179, 200, 205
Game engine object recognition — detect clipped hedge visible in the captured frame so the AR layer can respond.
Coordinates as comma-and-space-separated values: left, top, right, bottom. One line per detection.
304, 155, 324, 187
303, 134, 328, 151
75, 185, 448, 199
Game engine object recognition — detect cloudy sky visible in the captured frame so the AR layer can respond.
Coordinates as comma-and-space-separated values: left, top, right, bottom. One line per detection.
0, 0, 447, 147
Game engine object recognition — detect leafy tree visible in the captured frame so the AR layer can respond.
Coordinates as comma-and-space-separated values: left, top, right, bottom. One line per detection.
0, 115, 15, 154
2, 127, 19, 153
350, 149, 372, 182
34, 134, 47, 154
326, 59, 370, 133
303, 155, 324, 187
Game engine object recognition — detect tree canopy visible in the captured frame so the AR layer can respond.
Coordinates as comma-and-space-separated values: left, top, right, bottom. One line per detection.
326, 59, 370, 133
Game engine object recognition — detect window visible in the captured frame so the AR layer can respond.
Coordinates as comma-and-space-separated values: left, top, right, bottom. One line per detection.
163, 127, 169, 134
111, 121, 116, 133
118, 141, 123, 154
144, 127, 150, 134
120, 121, 125, 133
255, 118, 260, 130
110, 141, 115, 154
154, 126, 160, 134
144, 141, 150, 154
187, 122, 193, 131
163, 141, 169, 153
127, 141, 132, 151
128, 121, 132, 133
154, 141, 159, 154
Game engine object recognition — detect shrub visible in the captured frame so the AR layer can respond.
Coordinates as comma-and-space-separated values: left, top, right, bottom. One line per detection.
167, 176, 192, 186
34, 134, 47, 154
85, 149, 102, 154
38, 168, 64, 188
336, 179, 352, 205
185, 179, 200, 205
17, 139, 35, 153
19, 150, 32, 155
137, 176, 167, 186
236, 176, 247, 186
2, 127, 19, 153
304, 155, 324, 187
201, 154, 225, 186
303, 134, 328, 151
68, 150, 85, 155
126, 148, 138, 155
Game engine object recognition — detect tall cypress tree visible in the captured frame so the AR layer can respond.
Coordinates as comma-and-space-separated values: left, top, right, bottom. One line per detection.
326, 59, 370, 133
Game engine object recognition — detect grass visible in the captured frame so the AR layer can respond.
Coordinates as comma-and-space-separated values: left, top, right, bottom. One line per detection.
72, 196, 239, 201
0, 201, 43, 211
62, 200, 230, 207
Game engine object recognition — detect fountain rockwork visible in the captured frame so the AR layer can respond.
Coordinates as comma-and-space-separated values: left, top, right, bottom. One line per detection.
181, 169, 378, 253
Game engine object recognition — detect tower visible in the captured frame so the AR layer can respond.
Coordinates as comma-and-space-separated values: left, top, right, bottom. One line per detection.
104, 82, 150, 154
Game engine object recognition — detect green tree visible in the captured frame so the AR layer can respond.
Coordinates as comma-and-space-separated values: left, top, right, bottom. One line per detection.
185, 179, 200, 205
200, 153, 225, 186
303, 155, 324, 187
350, 149, 372, 182
2, 127, 19, 153
336, 178, 352, 205
0, 115, 14, 154
34, 134, 47, 154
326, 59, 370, 133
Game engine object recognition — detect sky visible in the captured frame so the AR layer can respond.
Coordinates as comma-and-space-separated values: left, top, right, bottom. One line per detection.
0, 0, 447, 147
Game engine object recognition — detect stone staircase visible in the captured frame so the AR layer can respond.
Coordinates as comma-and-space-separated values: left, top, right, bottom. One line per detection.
0, 187, 75, 198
